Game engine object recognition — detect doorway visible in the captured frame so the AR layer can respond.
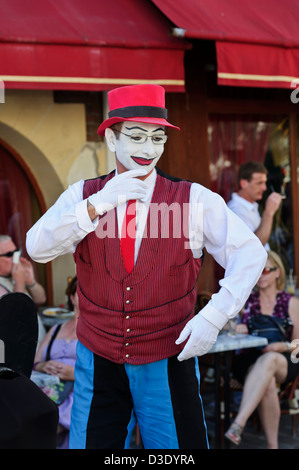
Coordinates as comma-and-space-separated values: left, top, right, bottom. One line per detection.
0, 143, 49, 301
208, 114, 293, 274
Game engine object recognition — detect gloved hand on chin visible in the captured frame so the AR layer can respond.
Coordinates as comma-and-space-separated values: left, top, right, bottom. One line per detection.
176, 314, 220, 361
88, 169, 148, 215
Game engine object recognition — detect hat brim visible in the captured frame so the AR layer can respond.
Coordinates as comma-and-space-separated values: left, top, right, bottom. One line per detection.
97, 116, 180, 136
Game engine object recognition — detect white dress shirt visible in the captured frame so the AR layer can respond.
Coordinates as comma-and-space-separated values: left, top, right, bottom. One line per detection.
228, 192, 270, 250
227, 192, 261, 232
26, 169, 267, 331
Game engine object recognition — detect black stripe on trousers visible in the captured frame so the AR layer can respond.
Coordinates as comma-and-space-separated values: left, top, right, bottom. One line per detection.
85, 354, 208, 449
167, 355, 209, 449
86, 355, 133, 449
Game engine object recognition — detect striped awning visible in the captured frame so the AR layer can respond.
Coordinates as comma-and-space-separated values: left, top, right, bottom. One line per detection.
0, 0, 189, 92
152, 0, 299, 89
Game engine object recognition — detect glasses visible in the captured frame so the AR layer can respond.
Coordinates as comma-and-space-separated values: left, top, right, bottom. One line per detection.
0, 249, 18, 258
262, 267, 278, 275
112, 129, 167, 145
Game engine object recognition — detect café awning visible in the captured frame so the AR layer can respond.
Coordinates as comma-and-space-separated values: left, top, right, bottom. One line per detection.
152, 0, 299, 89
0, 0, 189, 92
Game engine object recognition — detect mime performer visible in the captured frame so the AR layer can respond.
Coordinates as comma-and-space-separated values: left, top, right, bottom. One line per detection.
26, 84, 267, 449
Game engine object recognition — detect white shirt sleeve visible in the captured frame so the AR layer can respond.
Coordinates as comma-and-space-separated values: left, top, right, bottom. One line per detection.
26, 180, 98, 263
189, 183, 267, 330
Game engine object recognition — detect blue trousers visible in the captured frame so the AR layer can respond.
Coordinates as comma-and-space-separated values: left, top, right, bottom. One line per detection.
69, 341, 209, 449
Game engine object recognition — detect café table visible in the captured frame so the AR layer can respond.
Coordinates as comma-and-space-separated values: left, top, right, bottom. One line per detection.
205, 332, 268, 449
38, 307, 74, 329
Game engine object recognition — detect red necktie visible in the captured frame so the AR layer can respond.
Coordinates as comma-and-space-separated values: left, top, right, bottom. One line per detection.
120, 200, 136, 274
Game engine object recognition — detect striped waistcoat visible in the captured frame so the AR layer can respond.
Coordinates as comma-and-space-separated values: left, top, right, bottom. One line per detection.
74, 169, 202, 364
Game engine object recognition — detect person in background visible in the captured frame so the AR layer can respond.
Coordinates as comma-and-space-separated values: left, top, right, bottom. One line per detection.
33, 276, 78, 449
225, 251, 299, 448
227, 161, 282, 248
26, 84, 267, 449
0, 234, 46, 344
0, 234, 46, 303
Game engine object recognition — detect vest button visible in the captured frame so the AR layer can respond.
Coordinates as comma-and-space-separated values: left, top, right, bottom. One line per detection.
125, 300, 130, 304
126, 354, 129, 358
127, 328, 130, 333
126, 287, 131, 291
126, 315, 130, 320
125, 343, 129, 347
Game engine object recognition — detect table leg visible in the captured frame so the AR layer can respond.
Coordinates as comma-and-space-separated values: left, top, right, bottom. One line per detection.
214, 353, 221, 448
223, 351, 231, 449
214, 352, 231, 449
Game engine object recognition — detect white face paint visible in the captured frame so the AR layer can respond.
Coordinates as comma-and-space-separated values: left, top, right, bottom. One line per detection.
110, 121, 166, 174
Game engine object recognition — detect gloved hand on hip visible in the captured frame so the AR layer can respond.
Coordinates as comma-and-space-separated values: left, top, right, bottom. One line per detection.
176, 314, 219, 361
88, 169, 148, 215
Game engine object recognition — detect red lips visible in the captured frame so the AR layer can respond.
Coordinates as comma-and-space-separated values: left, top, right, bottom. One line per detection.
131, 156, 154, 166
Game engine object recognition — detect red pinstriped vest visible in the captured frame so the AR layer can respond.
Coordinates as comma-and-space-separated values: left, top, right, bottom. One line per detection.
74, 168, 202, 364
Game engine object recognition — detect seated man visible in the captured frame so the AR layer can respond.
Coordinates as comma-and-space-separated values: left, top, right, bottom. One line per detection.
227, 161, 282, 248
0, 235, 46, 303
0, 234, 46, 344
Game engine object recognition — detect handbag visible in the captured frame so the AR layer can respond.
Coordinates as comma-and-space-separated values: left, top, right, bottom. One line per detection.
247, 314, 292, 344
41, 323, 74, 405
41, 380, 74, 405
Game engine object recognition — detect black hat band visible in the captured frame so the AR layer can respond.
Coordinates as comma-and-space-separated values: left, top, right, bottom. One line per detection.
108, 105, 168, 120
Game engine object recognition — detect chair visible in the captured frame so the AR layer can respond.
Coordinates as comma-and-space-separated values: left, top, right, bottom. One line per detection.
0, 292, 38, 377
278, 373, 299, 437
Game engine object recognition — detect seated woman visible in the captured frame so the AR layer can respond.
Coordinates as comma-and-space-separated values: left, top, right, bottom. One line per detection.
225, 251, 299, 449
33, 276, 78, 448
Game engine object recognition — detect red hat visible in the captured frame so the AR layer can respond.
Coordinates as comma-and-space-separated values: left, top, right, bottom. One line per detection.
97, 84, 180, 136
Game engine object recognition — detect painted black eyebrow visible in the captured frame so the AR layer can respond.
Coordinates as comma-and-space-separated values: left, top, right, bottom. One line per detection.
124, 126, 165, 133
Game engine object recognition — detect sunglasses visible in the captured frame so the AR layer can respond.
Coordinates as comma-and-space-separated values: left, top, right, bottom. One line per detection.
262, 267, 278, 275
0, 249, 19, 258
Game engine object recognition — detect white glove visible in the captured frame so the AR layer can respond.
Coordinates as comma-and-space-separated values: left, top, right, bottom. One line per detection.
88, 169, 148, 215
176, 314, 220, 361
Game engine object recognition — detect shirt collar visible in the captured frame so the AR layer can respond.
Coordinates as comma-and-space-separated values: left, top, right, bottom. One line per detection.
232, 192, 259, 212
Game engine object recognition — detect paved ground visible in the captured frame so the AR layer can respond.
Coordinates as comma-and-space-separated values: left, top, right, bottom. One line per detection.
130, 380, 299, 450
202, 382, 299, 450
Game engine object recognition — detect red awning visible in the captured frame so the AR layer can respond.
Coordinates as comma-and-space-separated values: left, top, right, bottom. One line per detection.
152, 0, 299, 89
0, 0, 189, 92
